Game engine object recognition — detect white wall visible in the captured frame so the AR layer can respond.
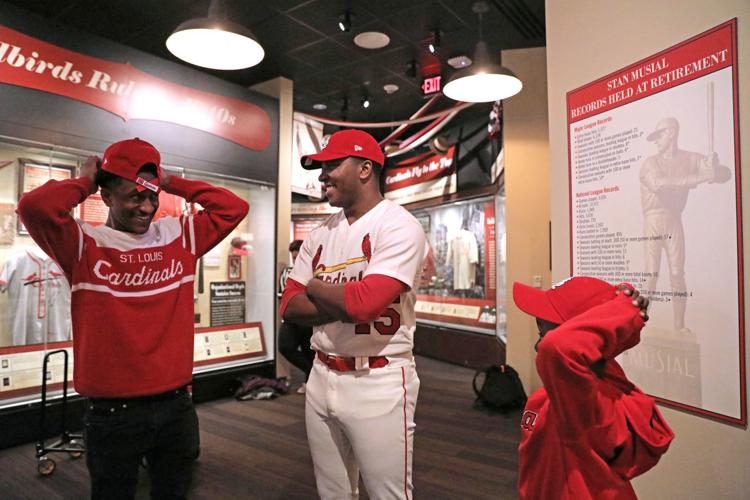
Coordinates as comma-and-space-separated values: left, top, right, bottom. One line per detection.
545, 1, 750, 498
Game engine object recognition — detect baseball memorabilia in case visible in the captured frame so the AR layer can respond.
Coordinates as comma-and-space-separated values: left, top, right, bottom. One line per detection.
227, 254, 241, 280
410, 194, 506, 336
0, 203, 15, 245
17, 160, 74, 235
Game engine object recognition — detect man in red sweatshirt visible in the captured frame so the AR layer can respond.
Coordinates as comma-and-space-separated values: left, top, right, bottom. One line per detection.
513, 277, 674, 499
17, 138, 249, 499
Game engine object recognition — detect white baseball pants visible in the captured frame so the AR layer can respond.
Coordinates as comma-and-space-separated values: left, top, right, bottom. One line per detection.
305, 355, 420, 500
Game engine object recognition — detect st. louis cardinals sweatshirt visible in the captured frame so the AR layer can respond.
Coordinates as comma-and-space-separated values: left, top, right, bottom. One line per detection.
518, 293, 674, 500
17, 175, 248, 397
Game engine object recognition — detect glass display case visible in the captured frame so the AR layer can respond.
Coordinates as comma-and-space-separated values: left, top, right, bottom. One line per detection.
0, 137, 275, 408
410, 195, 506, 339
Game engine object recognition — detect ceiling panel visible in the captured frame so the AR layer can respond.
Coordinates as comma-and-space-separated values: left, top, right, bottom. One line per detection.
287, 38, 365, 71
286, 0, 377, 37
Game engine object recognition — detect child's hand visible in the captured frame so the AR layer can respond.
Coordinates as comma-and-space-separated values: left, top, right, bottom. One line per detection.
616, 284, 650, 321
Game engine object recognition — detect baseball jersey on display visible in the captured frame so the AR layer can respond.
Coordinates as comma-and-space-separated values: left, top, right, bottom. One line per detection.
0, 247, 71, 345
289, 200, 426, 357
447, 229, 478, 290
17, 176, 248, 397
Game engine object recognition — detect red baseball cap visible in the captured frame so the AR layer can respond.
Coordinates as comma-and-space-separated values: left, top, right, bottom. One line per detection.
513, 276, 616, 324
101, 138, 162, 193
300, 129, 385, 169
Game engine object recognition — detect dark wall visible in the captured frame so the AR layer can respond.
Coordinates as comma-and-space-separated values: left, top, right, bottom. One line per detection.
0, 2, 279, 184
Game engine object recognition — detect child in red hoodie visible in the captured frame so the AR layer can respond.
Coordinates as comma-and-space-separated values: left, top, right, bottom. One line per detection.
513, 277, 674, 499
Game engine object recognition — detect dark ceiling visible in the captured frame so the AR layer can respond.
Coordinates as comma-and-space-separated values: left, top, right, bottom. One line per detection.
3, 0, 545, 125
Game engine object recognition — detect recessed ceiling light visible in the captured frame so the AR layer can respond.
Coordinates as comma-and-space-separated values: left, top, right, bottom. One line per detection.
383, 83, 399, 94
312, 103, 327, 110
353, 31, 390, 50
447, 55, 472, 69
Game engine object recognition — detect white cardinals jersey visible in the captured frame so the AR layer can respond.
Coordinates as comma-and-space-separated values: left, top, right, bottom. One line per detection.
0, 247, 72, 345
290, 200, 426, 357
447, 229, 479, 290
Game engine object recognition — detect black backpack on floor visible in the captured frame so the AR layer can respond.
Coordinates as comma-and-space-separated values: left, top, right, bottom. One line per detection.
472, 364, 527, 414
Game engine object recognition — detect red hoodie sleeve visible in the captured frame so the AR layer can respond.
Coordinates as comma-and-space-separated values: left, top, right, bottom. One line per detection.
167, 176, 249, 258
344, 274, 408, 323
608, 383, 674, 479
535, 293, 645, 440
16, 177, 95, 280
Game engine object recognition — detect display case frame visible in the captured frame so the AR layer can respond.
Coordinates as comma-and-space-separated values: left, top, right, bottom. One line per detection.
405, 187, 506, 341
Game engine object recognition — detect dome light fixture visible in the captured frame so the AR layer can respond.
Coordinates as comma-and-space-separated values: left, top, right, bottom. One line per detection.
353, 31, 390, 50
443, 1, 522, 102
383, 83, 400, 94
166, 0, 264, 70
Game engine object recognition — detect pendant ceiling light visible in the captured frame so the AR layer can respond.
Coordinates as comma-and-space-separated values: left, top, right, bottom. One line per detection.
166, 0, 264, 70
443, 1, 522, 102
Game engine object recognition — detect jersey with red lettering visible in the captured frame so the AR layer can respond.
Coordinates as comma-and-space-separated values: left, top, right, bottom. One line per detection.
289, 199, 426, 356
0, 247, 71, 345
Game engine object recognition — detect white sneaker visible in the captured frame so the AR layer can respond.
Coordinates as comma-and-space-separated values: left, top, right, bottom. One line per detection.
296, 383, 306, 394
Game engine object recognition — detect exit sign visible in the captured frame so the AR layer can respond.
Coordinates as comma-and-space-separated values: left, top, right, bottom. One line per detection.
421, 75, 442, 96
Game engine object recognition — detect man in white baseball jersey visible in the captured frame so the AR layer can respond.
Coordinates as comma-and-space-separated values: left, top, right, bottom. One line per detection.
280, 129, 426, 499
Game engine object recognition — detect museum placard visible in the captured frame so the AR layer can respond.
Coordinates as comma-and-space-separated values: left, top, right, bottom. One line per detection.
567, 20, 744, 424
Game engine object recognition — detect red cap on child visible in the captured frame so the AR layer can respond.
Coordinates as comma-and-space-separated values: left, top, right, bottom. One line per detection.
513, 276, 616, 324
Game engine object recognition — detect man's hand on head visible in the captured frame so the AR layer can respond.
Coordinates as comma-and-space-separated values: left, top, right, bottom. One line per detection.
158, 168, 172, 191
80, 155, 100, 194
615, 284, 650, 322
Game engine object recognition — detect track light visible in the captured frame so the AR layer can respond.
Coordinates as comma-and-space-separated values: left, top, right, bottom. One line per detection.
361, 95, 370, 109
406, 60, 419, 79
428, 30, 440, 54
338, 11, 352, 32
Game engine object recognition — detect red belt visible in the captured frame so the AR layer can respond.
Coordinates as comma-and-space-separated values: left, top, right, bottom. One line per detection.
316, 351, 389, 372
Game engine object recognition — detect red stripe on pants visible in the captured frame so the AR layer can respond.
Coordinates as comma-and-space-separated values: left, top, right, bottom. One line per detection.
401, 366, 409, 500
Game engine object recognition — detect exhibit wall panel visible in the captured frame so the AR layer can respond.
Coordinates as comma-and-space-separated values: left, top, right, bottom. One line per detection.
545, 0, 749, 498
503, 47, 550, 392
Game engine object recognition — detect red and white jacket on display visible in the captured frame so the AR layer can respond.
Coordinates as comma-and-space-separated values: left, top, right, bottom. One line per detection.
518, 293, 674, 500
17, 176, 248, 398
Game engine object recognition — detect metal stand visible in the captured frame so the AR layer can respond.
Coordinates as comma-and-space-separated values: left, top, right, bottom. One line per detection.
35, 349, 84, 476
